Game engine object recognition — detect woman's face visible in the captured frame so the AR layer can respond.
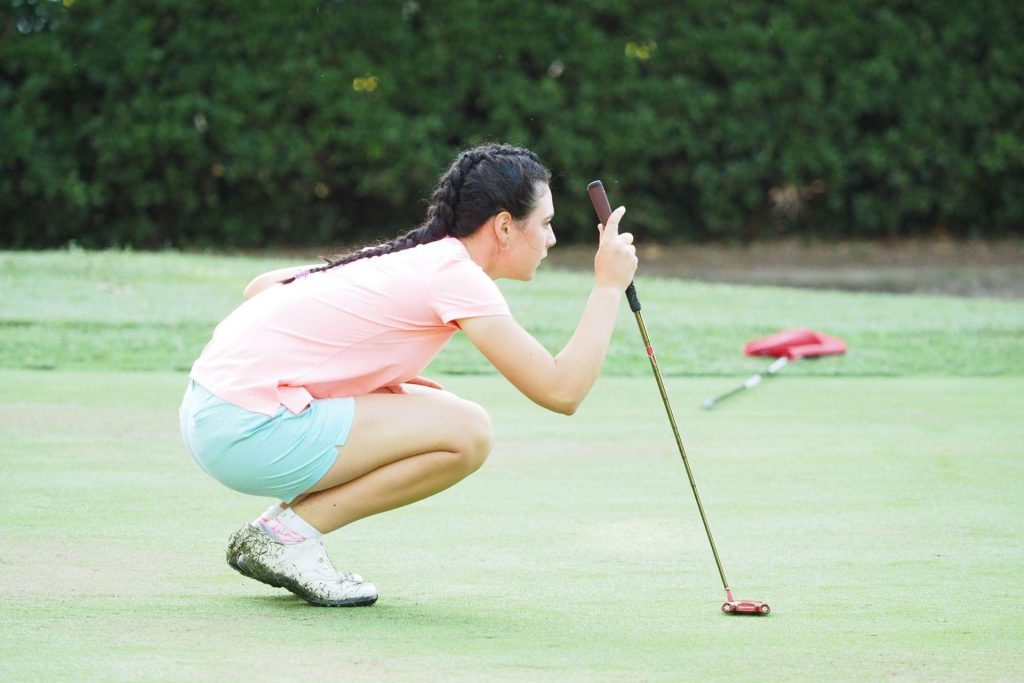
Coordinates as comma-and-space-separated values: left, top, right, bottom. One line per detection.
506, 183, 556, 281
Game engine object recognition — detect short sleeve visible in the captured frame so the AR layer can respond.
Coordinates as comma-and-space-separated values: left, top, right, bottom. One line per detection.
430, 258, 510, 324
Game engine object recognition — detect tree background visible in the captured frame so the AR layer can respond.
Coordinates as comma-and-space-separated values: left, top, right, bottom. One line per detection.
1, 0, 1022, 249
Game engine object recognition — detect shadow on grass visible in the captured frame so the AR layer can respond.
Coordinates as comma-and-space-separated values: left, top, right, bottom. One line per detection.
223, 591, 543, 634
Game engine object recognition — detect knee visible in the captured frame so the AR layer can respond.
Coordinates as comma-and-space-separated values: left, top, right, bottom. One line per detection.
451, 399, 492, 474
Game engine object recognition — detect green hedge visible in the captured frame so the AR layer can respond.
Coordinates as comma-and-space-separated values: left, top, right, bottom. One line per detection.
2, 0, 1022, 248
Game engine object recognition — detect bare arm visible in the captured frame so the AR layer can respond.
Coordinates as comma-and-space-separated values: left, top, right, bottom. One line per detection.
459, 207, 637, 415
458, 286, 621, 414
243, 264, 320, 299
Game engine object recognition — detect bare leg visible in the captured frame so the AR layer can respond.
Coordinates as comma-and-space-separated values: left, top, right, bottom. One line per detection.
290, 391, 492, 533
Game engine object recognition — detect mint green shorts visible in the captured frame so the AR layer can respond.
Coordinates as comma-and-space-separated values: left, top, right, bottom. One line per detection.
179, 380, 356, 503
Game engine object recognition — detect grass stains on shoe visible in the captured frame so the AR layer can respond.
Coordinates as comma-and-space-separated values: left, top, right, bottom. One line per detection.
231, 526, 378, 607
226, 524, 282, 588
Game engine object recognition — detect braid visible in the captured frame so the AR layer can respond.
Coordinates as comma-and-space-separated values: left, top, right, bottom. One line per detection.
278, 230, 424, 283
281, 143, 550, 284
421, 148, 490, 239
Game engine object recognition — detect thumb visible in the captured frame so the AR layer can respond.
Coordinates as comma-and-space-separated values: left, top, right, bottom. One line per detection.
601, 206, 626, 242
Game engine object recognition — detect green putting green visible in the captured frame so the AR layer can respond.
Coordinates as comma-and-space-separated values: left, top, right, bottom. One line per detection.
1, 371, 1022, 681
1, 250, 1022, 680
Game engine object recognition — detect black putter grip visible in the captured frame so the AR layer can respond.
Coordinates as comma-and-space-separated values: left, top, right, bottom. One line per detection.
587, 180, 641, 312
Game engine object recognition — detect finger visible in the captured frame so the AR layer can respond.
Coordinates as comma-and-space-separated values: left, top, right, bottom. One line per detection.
619, 232, 634, 245
407, 376, 444, 390
601, 206, 626, 241
372, 385, 406, 394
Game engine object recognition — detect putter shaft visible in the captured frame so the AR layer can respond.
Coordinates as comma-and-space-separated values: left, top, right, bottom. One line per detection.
588, 180, 731, 595
632, 310, 731, 594
703, 356, 790, 410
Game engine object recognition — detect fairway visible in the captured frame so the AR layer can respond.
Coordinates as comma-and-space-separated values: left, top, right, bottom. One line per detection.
2, 370, 1023, 682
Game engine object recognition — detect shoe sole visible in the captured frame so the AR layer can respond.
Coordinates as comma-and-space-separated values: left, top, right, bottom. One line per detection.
230, 554, 283, 589
250, 565, 378, 607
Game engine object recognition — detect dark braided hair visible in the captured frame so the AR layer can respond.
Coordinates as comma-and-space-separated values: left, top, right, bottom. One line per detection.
282, 143, 551, 283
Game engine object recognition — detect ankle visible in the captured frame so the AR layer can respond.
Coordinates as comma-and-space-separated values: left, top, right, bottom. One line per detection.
249, 502, 286, 528
259, 508, 323, 545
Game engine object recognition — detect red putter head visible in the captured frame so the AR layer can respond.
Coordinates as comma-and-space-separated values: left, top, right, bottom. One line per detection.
721, 599, 771, 615
722, 589, 770, 615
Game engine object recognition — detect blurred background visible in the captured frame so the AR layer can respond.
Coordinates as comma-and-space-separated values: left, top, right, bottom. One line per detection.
1, 0, 1022, 281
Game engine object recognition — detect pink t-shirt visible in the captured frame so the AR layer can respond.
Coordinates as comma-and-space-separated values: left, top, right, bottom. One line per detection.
190, 237, 510, 415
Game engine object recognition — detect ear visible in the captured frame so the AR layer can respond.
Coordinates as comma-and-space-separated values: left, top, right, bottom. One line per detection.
491, 210, 514, 242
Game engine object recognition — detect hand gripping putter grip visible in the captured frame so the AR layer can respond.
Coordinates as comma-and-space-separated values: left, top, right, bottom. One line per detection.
587, 180, 770, 616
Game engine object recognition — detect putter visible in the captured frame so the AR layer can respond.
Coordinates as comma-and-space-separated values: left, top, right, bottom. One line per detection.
587, 180, 770, 616
704, 328, 846, 410
702, 357, 790, 410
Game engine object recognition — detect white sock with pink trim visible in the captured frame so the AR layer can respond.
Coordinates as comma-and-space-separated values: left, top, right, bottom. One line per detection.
249, 502, 286, 528
259, 508, 323, 545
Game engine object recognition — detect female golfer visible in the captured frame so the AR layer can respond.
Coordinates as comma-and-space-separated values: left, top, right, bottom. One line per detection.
179, 143, 636, 606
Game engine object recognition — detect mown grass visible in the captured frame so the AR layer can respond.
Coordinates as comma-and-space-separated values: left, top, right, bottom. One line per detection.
2, 370, 1022, 682
1, 249, 1022, 376
1, 249, 1023, 681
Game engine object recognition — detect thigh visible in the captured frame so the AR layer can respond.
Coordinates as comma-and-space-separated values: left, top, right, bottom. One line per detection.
305, 390, 490, 493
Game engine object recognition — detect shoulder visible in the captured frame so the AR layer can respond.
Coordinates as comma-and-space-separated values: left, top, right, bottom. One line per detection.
390, 237, 486, 280
425, 239, 508, 321
428, 238, 491, 282
415, 236, 472, 262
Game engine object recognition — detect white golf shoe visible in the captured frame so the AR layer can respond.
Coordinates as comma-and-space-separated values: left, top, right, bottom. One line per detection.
228, 524, 378, 607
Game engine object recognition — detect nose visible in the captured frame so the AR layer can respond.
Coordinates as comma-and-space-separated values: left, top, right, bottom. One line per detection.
547, 225, 556, 248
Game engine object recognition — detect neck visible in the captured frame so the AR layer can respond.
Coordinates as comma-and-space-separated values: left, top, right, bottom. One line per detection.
458, 227, 503, 279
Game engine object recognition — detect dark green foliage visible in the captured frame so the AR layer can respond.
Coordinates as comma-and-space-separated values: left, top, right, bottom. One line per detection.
2, 0, 1022, 248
